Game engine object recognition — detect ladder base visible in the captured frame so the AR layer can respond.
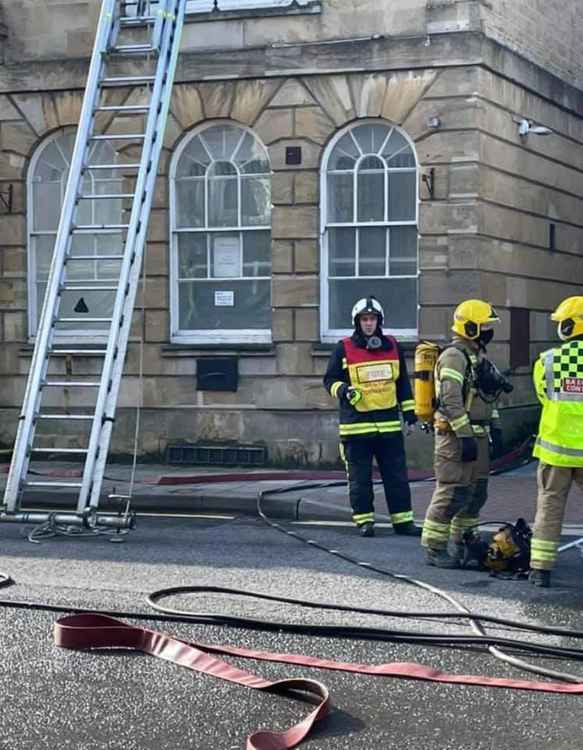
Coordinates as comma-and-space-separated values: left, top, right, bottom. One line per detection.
0, 510, 136, 530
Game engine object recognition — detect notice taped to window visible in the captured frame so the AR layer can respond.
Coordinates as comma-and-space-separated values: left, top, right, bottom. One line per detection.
213, 235, 241, 278
215, 291, 235, 307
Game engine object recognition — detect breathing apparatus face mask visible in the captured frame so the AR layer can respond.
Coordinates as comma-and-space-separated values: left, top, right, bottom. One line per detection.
366, 335, 382, 351
558, 319, 575, 341
477, 327, 494, 347
476, 358, 514, 396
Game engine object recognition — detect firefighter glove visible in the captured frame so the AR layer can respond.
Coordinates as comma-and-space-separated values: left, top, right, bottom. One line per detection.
460, 436, 478, 463
337, 384, 363, 406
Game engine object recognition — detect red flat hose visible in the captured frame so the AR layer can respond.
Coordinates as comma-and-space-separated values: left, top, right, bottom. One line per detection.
54, 613, 583, 750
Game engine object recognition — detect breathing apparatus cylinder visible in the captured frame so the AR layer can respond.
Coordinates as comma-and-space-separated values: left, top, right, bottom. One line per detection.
414, 342, 441, 423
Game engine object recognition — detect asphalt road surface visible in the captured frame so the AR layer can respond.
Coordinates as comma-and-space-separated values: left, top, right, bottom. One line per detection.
2, 513, 583, 750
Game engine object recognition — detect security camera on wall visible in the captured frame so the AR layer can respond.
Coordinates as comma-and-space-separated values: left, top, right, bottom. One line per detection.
517, 118, 554, 137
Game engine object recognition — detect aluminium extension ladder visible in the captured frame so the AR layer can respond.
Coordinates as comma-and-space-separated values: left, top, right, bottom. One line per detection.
1, 0, 187, 530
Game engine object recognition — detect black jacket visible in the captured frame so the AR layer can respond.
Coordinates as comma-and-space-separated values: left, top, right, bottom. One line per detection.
323, 332, 417, 438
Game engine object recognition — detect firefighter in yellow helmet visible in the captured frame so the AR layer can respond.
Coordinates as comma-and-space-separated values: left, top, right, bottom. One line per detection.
421, 299, 510, 567
529, 297, 583, 587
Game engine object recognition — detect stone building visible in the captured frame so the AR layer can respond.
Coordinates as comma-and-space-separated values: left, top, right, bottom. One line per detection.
0, 0, 581, 467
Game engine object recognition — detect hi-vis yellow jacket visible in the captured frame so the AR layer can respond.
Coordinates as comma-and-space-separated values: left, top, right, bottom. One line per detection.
323, 333, 416, 439
533, 338, 583, 467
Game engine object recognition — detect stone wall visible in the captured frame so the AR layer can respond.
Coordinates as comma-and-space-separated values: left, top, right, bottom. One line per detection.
481, 0, 583, 90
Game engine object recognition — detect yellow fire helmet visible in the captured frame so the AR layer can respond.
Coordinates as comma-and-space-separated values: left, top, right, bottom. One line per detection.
452, 299, 500, 341
551, 296, 583, 341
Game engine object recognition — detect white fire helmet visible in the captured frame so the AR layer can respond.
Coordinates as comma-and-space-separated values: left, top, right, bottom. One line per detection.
351, 296, 384, 327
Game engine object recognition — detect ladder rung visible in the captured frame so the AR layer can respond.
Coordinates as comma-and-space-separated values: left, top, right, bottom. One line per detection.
24, 481, 83, 489
56, 317, 113, 323
101, 76, 156, 86
90, 134, 145, 142
95, 105, 150, 113
50, 350, 106, 356
119, 16, 156, 26
67, 255, 124, 261
78, 194, 134, 201
72, 225, 129, 232
61, 285, 118, 291
108, 44, 157, 55
42, 381, 101, 387
31, 448, 89, 454
85, 163, 141, 171
36, 414, 94, 421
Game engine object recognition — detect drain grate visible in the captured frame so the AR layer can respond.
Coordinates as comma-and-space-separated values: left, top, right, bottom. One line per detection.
166, 443, 267, 467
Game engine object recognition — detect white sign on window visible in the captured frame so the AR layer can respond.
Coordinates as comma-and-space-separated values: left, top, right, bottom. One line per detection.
215, 291, 235, 307
213, 236, 241, 278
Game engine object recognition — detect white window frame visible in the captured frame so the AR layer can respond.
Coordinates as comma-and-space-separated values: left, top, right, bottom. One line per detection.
27, 128, 120, 344
185, 0, 316, 13
320, 119, 420, 344
169, 120, 272, 345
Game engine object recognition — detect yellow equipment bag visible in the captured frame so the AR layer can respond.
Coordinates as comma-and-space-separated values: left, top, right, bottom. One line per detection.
414, 341, 441, 424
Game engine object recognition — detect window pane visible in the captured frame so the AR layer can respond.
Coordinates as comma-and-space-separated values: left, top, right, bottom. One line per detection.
177, 138, 210, 178
54, 287, 116, 331
211, 233, 241, 278
176, 178, 205, 228
388, 172, 416, 221
243, 231, 271, 277
351, 124, 390, 155
359, 227, 386, 276
33, 235, 55, 281
35, 142, 67, 180
382, 130, 415, 166
178, 234, 207, 279
209, 177, 238, 227
178, 279, 271, 331
328, 227, 355, 277
357, 171, 384, 222
201, 125, 243, 161
235, 133, 270, 174
33, 181, 62, 231
241, 176, 271, 226
327, 173, 353, 223
389, 226, 417, 276
329, 133, 359, 170
93, 178, 123, 226
329, 277, 417, 330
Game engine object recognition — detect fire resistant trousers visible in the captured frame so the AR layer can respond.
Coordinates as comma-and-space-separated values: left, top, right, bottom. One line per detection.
531, 462, 583, 570
421, 431, 490, 550
340, 433, 414, 529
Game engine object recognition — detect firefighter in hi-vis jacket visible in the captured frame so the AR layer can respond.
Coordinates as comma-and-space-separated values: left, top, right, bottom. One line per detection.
421, 299, 504, 568
323, 296, 421, 538
529, 297, 583, 588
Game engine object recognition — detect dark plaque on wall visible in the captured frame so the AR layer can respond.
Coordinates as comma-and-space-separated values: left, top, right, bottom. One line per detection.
285, 146, 302, 165
196, 357, 239, 392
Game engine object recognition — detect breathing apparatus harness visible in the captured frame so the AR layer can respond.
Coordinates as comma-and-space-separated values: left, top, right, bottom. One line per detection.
460, 518, 533, 577
414, 340, 513, 425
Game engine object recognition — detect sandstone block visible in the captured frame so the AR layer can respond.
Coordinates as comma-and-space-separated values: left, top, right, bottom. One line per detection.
272, 276, 318, 307
272, 240, 294, 274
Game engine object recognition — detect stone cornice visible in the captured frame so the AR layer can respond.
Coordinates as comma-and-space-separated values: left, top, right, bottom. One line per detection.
0, 31, 580, 117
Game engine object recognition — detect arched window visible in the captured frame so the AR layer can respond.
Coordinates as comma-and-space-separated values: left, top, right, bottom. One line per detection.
320, 120, 419, 341
27, 130, 123, 340
170, 122, 272, 343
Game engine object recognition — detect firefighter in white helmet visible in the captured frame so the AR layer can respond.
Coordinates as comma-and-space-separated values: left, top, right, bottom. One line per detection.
323, 296, 420, 537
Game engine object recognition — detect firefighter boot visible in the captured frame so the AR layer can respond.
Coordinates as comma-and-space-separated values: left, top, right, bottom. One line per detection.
393, 521, 422, 537
360, 522, 375, 538
529, 569, 551, 588
425, 548, 460, 569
